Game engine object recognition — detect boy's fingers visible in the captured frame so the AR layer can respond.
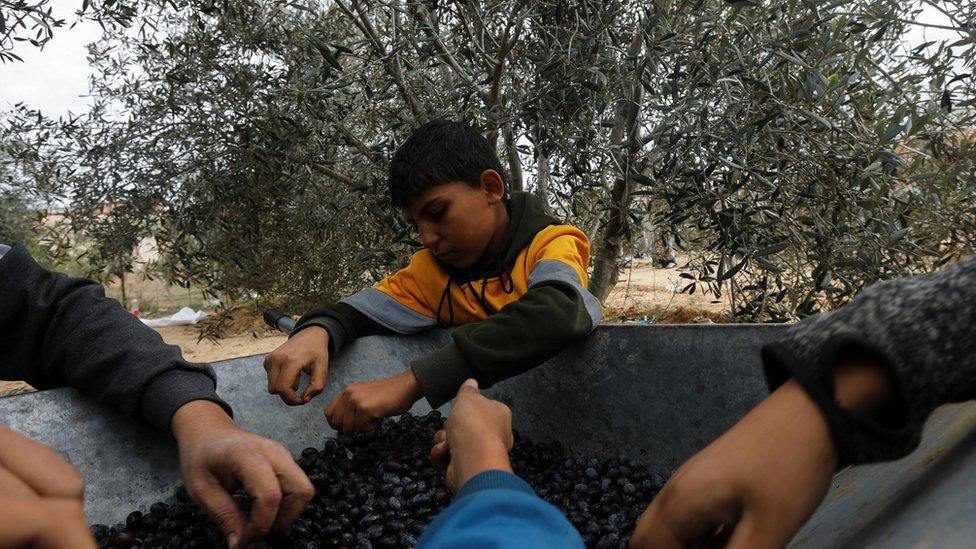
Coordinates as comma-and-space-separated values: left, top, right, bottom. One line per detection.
433, 429, 447, 445
266, 365, 277, 394
279, 389, 303, 406
342, 408, 357, 433
325, 398, 342, 430
237, 456, 283, 546
40, 500, 99, 549
302, 360, 328, 402
722, 508, 758, 548
430, 441, 450, 472
276, 365, 305, 406
264, 356, 282, 394
266, 358, 281, 394
0, 498, 97, 549
354, 411, 377, 433
455, 378, 481, 401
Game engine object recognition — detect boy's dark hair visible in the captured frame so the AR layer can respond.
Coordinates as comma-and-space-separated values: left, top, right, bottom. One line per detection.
388, 119, 506, 208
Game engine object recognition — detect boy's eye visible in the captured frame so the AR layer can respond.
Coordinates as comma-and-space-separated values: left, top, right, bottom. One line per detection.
428, 208, 445, 219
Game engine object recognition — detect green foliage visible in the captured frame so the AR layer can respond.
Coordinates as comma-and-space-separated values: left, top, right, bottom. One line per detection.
0, 188, 36, 245
633, 0, 976, 320
2, 0, 975, 320
0, 0, 140, 63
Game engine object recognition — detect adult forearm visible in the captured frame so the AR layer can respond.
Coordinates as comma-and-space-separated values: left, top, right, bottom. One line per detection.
0, 245, 230, 430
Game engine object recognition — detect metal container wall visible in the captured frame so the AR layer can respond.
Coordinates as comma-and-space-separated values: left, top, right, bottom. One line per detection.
2, 324, 974, 547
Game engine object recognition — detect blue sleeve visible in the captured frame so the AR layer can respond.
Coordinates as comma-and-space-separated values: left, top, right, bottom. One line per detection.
418, 470, 584, 549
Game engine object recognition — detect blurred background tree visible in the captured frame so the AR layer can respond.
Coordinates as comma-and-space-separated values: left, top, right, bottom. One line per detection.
2, 0, 973, 321
0, 187, 35, 245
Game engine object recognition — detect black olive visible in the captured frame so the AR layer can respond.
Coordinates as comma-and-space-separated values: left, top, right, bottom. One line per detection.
90, 524, 110, 541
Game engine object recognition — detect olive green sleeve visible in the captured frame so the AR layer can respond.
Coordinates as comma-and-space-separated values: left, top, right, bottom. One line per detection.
411, 282, 598, 408
294, 302, 394, 356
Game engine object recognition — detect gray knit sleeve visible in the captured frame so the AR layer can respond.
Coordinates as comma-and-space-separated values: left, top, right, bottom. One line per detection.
762, 256, 976, 465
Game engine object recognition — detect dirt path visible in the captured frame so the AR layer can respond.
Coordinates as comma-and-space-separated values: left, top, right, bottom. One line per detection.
605, 259, 729, 314
154, 325, 287, 363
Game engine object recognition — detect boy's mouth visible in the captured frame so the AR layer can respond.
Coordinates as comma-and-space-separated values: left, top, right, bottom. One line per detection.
435, 250, 456, 262
435, 249, 469, 266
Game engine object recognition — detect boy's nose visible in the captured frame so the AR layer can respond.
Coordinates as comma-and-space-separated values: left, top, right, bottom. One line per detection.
420, 227, 440, 249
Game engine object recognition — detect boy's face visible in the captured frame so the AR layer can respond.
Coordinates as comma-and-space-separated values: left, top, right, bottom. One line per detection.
403, 173, 506, 269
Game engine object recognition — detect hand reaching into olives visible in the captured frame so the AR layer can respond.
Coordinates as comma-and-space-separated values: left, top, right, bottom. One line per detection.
171, 400, 314, 549
264, 326, 331, 405
325, 369, 423, 433
629, 361, 890, 548
429, 379, 514, 492
0, 425, 96, 548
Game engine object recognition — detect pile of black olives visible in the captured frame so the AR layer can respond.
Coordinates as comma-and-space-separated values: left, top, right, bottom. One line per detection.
93, 411, 666, 548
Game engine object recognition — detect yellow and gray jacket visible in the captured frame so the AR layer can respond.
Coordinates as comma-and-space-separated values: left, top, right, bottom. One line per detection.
294, 192, 602, 408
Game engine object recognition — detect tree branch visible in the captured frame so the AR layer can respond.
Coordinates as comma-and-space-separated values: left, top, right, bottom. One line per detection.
502, 120, 523, 191
413, 4, 474, 86
488, 15, 524, 106
335, 0, 426, 120
336, 121, 381, 162
309, 161, 355, 185
894, 17, 971, 34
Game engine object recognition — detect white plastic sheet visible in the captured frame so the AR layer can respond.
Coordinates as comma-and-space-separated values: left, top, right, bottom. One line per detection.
140, 307, 207, 327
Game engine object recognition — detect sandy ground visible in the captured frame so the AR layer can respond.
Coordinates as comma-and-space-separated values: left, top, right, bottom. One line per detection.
0, 260, 723, 397
154, 326, 287, 363
607, 259, 729, 314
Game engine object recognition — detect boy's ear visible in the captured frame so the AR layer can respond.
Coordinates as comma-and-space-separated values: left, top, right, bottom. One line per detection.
480, 170, 507, 204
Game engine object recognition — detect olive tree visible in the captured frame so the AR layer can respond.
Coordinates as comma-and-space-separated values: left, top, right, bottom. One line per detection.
3, 0, 974, 320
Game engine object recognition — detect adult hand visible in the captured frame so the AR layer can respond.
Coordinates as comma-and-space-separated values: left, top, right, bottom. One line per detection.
630, 362, 889, 549
0, 498, 96, 548
326, 369, 422, 433
0, 425, 86, 499
172, 401, 314, 549
0, 425, 95, 548
264, 326, 330, 405
430, 379, 514, 492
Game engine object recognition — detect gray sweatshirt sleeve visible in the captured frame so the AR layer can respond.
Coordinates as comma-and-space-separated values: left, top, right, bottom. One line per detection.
0, 244, 233, 431
762, 256, 976, 465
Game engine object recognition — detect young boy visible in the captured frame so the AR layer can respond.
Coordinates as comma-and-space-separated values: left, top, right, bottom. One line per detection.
264, 119, 602, 431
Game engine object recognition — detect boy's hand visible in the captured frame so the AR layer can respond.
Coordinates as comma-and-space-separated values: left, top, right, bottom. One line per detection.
264, 326, 330, 405
430, 379, 514, 493
630, 358, 890, 549
173, 401, 314, 549
325, 369, 423, 433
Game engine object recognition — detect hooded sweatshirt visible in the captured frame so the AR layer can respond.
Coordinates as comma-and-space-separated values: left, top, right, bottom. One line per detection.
294, 192, 602, 408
